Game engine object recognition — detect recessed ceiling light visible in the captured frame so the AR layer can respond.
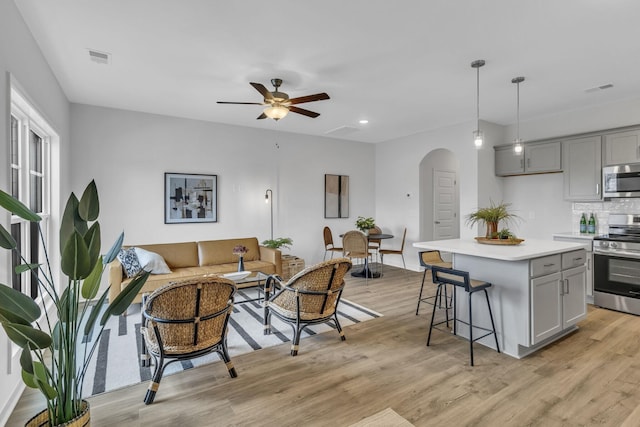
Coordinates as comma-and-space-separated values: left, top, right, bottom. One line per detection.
359, 119, 369, 124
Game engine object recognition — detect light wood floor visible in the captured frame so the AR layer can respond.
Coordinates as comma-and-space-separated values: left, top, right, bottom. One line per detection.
7, 265, 640, 426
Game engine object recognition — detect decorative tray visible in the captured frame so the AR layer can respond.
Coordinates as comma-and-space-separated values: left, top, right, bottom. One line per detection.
475, 237, 524, 246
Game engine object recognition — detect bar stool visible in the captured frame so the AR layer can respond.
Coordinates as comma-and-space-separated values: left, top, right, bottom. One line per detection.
415, 251, 452, 315
427, 265, 500, 366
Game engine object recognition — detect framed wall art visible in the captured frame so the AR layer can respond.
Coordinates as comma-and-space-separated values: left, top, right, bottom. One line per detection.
324, 174, 349, 218
165, 173, 217, 223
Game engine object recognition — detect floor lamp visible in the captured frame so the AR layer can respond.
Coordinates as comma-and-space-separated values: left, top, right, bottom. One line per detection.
265, 189, 273, 240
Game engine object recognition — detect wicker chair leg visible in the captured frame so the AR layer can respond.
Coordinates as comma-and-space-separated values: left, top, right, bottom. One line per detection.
264, 310, 272, 335
218, 342, 238, 378
334, 313, 346, 341
144, 355, 166, 405
290, 324, 303, 356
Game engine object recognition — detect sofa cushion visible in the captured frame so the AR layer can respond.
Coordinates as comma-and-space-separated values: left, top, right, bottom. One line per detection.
133, 242, 198, 268
198, 238, 261, 266
134, 247, 171, 274
117, 248, 142, 278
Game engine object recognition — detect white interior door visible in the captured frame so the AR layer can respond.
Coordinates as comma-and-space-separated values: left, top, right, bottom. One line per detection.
433, 169, 457, 240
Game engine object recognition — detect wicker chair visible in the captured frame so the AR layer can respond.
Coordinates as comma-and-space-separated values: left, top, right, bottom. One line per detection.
141, 276, 237, 404
323, 226, 343, 261
263, 258, 352, 356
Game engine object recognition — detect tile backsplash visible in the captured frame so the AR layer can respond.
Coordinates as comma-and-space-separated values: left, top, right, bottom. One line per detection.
572, 199, 640, 234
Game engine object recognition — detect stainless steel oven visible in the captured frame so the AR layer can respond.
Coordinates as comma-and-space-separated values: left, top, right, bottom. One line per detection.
594, 214, 640, 315
603, 164, 640, 198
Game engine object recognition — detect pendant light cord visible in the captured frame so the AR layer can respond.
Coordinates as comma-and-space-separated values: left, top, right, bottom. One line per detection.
476, 66, 480, 131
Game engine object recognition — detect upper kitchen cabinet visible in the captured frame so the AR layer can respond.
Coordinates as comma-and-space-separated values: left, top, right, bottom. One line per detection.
603, 129, 640, 166
563, 136, 602, 201
495, 141, 562, 176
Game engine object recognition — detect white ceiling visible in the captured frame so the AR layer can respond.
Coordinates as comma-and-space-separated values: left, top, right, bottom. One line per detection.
13, 0, 640, 143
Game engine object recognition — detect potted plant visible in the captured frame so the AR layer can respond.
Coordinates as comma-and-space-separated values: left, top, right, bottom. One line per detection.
465, 200, 520, 239
355, 216, 375, 235
261, 237, 293, 251
0, 181, 149, 426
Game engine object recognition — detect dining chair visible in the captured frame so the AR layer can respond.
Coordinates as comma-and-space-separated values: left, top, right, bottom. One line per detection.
342, 230, 371, 284
379, 227, 407, 274
368, 225, 382, 265
323, 226, 343, 261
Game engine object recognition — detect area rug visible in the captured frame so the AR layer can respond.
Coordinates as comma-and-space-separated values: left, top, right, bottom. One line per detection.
80, 287, 382, 396
349, 408, 415, 427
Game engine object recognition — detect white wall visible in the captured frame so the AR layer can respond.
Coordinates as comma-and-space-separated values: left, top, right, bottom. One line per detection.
69, 104, 375, 277
501, 97, 640, 239
0, 1, 71, 424
375, 120, 496, 271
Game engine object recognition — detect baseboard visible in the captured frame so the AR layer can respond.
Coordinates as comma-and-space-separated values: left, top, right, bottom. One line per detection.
0, 381, 26, 427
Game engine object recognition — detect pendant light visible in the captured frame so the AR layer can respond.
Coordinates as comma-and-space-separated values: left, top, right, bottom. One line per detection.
512, 76, 525, 154
471, 60, 485, 148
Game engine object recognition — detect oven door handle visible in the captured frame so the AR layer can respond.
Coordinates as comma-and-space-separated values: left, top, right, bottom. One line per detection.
594, 250, 640, 259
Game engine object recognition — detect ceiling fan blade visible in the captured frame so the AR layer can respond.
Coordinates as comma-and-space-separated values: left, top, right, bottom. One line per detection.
250, 82, 274, 101
287, 93, 330, 105
289, 106, 320, 118
217, 101, 264, 105
257, 112, 267, 120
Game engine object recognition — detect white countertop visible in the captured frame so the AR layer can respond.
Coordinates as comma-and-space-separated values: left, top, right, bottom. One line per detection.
413, 238, 586, 261
552, 232, 597, 240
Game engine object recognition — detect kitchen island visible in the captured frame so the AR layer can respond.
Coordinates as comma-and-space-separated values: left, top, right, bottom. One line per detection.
413, 238, 588, 358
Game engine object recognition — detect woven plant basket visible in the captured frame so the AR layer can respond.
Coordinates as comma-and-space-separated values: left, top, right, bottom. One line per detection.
25, 401, 90, 427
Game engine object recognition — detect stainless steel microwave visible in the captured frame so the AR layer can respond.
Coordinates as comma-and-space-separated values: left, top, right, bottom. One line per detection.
603, 164, 640, 198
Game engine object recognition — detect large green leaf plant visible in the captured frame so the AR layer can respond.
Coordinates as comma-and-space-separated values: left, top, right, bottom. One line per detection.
0, 181, 149, 425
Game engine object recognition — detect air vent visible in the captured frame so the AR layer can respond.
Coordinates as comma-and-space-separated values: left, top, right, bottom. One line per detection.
88, 49, 110, 65
585, 83, 614, 93
325, 125, 359, 136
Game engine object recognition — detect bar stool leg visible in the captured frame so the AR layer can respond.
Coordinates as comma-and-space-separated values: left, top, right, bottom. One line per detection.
484, 289, 500, 353
468, 292, 474, 367
452, 286, 458, 336
426, 283, 442, 346
416, 269, 428, 315
443, 284, 450, 328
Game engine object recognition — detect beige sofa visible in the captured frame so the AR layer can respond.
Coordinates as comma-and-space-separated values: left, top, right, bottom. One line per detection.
108, 237, 282, 304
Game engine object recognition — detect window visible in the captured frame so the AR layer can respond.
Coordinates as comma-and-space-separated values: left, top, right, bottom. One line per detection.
9, 89, 52, 300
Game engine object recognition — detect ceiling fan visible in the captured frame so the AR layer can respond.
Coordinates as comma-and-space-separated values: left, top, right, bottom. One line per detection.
217, 78, 330, 121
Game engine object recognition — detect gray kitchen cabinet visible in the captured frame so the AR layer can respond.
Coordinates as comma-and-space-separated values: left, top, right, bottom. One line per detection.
603, 129, 640, 166
530, 250, 587, 345
495, 141, 562, 176
562, 136, 602, 201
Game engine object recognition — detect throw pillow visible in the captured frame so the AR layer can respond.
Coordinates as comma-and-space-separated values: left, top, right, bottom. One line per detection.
134, 247, 172, 274
117, 247, 142, 278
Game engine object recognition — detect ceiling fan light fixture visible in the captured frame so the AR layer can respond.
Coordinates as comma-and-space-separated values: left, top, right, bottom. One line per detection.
264, 104, 289, 121
471, 59, 485, 149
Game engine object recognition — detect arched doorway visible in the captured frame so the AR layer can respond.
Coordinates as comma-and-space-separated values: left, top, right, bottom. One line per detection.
419, 149, 460, 241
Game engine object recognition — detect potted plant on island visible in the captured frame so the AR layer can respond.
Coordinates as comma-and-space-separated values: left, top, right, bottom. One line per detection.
355, 216, 375, 235
0, 181, 149, 426
465, 200, 521, 239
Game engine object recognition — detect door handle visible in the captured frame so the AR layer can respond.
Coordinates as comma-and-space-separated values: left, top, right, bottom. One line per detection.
596, 183, 600, 195
565, 279, 570, 295
434, 221, 440, 224
559, 279, 564, 296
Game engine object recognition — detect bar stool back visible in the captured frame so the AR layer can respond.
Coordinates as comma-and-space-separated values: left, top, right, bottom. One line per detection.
416, 251, 452, 315
427, 265, 500, 366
